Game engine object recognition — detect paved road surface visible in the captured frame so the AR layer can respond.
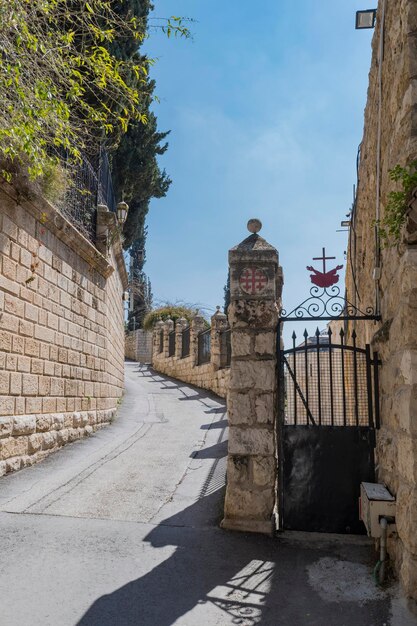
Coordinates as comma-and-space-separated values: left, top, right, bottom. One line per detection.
0, 362, 415, 625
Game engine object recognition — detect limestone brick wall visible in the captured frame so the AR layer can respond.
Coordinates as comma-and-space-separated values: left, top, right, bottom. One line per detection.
125, 329, 153, 363
151, 312, 230, 399
345, 0, 417, 598
0, 181, 128, 475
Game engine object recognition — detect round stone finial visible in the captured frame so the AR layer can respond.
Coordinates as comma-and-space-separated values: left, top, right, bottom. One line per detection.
247, 218, 262, 234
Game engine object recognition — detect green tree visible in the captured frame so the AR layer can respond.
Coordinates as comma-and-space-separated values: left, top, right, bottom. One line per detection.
0, 0, 189, 181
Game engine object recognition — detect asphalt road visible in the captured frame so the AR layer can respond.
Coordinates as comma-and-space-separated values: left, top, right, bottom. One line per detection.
0, 362, 415, 626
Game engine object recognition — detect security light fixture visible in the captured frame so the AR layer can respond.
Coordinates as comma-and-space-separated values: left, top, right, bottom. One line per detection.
356, 9, 377, 29
117, 201, 129, 225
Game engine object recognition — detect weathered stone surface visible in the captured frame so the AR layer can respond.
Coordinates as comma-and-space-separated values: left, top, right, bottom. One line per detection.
254, 332, 275, 356
255, 394, 274, 425
231, 332, 252, 357
227, 393, 252, 425
396, 485, 417, 555
252, 456, 276, 487
36, 415, 53, 432
0, 417, 13, 439
228, 300, 279, 329
227, 455, 250, 485
28, 433, 43, 455
229, 427, 274, 456
12, 416, 36, 436
224, 486, 275, 521
230, 360, 275, 391
0, 436, 28, 460
41, 432, 57, 450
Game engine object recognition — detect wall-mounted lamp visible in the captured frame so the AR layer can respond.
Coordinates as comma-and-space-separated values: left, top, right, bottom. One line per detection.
355, 9, 377, 29
117, 201, 129, 226
341, 220, 351, 228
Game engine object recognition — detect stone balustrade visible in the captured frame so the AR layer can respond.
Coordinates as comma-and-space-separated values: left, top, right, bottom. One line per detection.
151, 309, 231, 398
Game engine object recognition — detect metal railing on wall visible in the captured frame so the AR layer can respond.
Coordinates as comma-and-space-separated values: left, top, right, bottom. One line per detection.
55, 147, 116, 245
221, 328, 231, 367
181, 326, 190, 358
198, 329, 211, 365
168, 329, 176, 357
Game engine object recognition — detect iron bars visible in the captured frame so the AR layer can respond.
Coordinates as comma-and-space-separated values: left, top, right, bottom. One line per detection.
198, 329, 211, 365
168, 329, 176, 357
281, 327, 380, 428
181, 326, 190, 358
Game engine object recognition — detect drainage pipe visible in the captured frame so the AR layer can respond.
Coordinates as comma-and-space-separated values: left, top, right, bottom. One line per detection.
374, 516, 388, 585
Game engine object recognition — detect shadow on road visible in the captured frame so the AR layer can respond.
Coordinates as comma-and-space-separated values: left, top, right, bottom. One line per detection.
77, 485, 391, 626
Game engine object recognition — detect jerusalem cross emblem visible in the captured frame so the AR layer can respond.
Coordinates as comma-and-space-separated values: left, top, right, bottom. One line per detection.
239, 267, 268, 295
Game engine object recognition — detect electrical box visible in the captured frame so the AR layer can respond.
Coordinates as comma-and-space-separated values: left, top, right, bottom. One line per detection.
360, 482, 396, 538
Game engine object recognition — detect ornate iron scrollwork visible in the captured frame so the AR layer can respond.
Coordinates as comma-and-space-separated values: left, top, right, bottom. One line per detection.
281, 285, 379, 321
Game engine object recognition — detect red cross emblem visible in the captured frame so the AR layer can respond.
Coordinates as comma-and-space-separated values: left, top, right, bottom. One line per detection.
239, 268, 268, 294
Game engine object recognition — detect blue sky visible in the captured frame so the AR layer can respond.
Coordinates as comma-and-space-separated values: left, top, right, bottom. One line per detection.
143, 1, 374, 341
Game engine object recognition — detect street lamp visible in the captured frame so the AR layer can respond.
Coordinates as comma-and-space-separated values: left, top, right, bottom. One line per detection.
117, 201, 129, 226
355, 9, 377, 29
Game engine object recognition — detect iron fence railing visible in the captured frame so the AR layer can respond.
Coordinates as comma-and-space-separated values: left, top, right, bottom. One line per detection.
181, 326, 190, 358
55, 147, 116, 245
198, 329, 211, 365
168, 329, 176, 357
221, 328, 231, 367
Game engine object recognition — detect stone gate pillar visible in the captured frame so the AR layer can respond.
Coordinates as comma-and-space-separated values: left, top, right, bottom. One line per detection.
221, 219, 283, 535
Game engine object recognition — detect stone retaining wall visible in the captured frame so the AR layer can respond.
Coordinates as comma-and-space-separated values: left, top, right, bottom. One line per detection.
125, 329, 153, 363
0, 181, 128, 475
344, 0, 417, 599
151, 310, 230, 398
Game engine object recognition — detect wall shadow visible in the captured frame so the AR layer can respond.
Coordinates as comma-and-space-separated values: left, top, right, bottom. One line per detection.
77, 487, 391, 626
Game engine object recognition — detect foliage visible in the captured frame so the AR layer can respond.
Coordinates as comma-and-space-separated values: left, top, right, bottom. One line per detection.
379, 161, 417, 244
223, 270, 230, 314
143, 305, 202, 330
0, 0, 190, 181
111, 94, 171, 249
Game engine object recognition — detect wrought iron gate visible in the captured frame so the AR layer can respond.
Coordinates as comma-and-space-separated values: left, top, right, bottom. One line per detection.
278, 327, 380, 533
277, 250, 381, 534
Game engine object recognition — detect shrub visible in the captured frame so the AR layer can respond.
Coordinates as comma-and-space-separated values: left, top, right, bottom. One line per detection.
143, 305, 206, 330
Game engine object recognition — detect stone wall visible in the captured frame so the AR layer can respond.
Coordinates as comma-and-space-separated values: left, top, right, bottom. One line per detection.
345, 0, 417, 599
151, 311, 230, 399
125, 329, 153, 363
0, 180, 128, 475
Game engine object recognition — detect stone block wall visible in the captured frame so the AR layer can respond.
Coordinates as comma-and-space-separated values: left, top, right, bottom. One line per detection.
344, 0, 417, 599
125, 329, 153, 363
151, 311, 230, 399
0, 181, 128, 475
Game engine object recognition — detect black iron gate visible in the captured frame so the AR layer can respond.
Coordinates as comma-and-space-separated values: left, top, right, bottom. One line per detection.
278, 327, 380, 533
277, 263, 381, 534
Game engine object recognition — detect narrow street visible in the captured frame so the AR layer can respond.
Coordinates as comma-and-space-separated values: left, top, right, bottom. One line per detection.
0, 363, 415, 625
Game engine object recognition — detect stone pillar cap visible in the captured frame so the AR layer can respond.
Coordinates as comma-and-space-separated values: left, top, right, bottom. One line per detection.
247, 218, 262, 234
212, 306, 227, 319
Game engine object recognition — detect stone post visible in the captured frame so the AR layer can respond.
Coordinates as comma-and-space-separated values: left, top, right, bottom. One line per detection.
153, 320, 164, 361
211, 306, 228, 370
191, 314, 206, 366
175, 317, 188, 359
221, 219, 283, 535
96, 204, 111, 255
163, 318, 174, 357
